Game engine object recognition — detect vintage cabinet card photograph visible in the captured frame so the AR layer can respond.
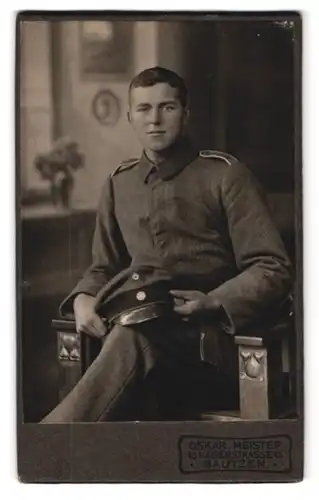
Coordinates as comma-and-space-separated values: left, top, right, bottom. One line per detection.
17, 10, 303, 483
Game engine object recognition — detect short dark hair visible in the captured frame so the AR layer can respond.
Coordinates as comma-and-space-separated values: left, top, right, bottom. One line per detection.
129, 66, 188, 108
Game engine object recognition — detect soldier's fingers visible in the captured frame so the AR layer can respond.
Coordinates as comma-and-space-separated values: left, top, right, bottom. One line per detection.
173, 303, 193, 316
175, 300, 202, 315
92, 315, 107, 336
172, 297, 185, 307
90, 328, 105, 339
77, 320, 101, 338
83, 318, 104, 338
76, 323, 92, 336
170, 289, 188, 299
170, 290, 199, 300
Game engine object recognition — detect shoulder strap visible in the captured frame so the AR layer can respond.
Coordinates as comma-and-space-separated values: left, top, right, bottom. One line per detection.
199, 149, 239, 166
111, 158, 140, 177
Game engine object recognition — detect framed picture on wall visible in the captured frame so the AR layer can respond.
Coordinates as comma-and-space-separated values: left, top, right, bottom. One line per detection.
79, 20, 134, 79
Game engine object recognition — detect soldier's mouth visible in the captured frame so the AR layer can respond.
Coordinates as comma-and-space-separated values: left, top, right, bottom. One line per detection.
148, 131, 165, 136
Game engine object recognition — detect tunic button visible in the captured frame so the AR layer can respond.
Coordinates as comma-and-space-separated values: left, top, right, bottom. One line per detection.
132, 273, 139, 280
136, 291, 146, 301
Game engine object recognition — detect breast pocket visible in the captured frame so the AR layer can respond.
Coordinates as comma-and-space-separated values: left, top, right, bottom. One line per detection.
153, 196, 209, 236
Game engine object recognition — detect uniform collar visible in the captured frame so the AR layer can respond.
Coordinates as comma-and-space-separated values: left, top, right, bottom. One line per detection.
139, 136, 198, 183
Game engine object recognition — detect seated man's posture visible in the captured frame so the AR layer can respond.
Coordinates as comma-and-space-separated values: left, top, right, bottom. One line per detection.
42, 67, 292, 423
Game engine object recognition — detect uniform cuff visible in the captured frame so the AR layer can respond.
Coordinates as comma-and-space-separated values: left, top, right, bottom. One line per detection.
218, 305, 236, 335
206, 294, 236, 334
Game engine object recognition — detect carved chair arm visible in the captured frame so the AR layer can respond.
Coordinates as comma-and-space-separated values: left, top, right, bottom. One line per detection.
52, 319, 102, 400
234, 317, 292, 420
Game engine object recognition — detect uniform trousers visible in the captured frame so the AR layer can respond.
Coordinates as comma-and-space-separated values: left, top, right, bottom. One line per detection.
41, 316, 238, 423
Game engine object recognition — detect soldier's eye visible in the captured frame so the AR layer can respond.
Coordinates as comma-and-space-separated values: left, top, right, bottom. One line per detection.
137, 107, 149, 112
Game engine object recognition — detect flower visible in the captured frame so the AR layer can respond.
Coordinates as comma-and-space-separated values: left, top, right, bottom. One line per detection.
35, 138, 84, 182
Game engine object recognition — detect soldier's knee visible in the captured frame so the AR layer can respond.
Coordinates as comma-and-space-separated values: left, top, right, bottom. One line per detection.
106, 324, 147, 350
99, 324, 155, 374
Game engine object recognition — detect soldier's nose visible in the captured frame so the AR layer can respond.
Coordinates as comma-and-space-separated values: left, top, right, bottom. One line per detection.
149, 107, 161, 124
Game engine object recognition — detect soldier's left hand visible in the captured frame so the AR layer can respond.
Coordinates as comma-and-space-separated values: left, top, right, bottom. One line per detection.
170, 289, 220, 317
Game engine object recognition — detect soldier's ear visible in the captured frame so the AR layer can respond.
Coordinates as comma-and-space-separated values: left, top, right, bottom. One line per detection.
183, 107, 190, 124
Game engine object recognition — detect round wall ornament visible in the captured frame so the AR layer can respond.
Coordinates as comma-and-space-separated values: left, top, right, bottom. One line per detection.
92, 89, 121, 126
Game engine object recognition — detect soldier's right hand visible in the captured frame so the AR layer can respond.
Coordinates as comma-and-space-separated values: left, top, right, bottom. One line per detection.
73, 293, 107, 338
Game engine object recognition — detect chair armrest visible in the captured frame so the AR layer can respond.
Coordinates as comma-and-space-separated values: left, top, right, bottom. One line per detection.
52, 318, 102, 401
52, 319, 83, 401
234, 320, 291, 420
52, 318, 77, 332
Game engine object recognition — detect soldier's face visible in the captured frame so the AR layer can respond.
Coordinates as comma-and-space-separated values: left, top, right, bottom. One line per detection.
128, 83, 188, 152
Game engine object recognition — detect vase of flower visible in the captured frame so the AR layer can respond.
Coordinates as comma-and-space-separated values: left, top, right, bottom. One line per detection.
35, 138, 84, 209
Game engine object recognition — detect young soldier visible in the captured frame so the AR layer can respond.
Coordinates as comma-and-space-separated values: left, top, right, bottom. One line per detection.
42, 67, 292, 422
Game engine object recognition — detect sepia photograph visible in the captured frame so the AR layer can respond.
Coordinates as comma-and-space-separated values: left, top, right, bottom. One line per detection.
17, 11, 303, 482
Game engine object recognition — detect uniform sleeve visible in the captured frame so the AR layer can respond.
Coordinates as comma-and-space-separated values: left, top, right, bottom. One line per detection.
59, 176, 130, 317
207, 163, 293, 334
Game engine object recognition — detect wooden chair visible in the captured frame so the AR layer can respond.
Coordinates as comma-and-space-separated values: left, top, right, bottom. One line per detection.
53, 296, 295, 421
200, 318, 295, 421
